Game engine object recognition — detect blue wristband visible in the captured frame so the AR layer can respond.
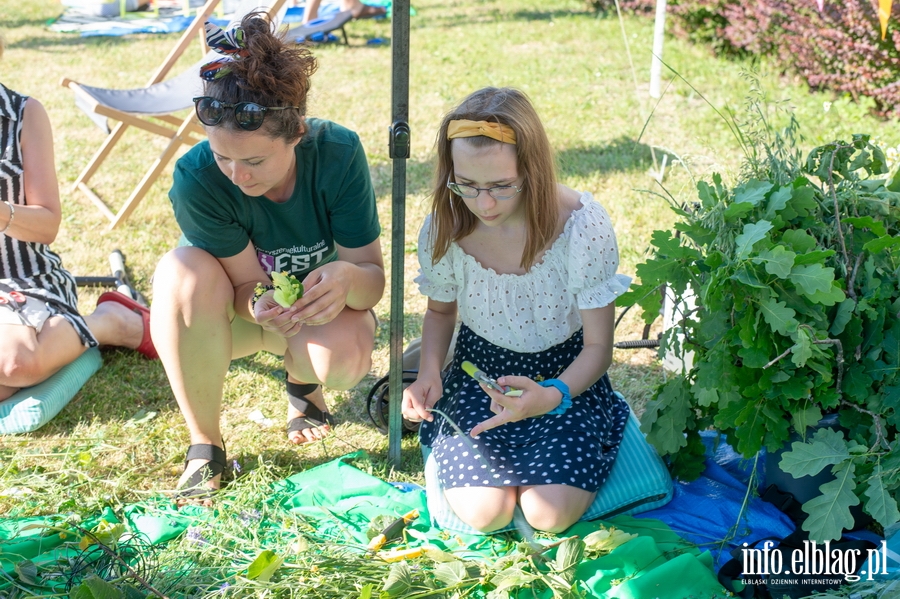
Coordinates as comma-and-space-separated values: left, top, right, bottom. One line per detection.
539, 379, 572, 415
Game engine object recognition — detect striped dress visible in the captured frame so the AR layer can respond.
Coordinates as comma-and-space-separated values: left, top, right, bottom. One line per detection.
1, 82, 97, 347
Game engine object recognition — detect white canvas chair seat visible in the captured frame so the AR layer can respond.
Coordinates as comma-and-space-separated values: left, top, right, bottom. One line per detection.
69, 60, 209, 133
61, 0, 288, 230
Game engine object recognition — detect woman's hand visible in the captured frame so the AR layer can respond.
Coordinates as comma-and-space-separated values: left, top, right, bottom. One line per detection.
292, 261, 353, 326
402, 372, 443, 424
253, 289, 304, 338
469, 375, 564, 437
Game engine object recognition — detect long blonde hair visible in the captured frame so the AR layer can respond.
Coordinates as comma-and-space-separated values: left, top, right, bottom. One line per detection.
429, 87, 558, 271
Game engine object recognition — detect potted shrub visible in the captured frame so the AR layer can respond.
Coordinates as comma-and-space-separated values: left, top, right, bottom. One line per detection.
620, 119, 900, 542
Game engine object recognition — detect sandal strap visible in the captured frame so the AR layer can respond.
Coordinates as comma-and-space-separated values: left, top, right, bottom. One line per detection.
286, 379, 337, 432
287, 380, 320, 398
286, 380, 322, 417
288, 396, 330, 423
288, 411, 335, 434
176, 443, 227, 500
184, 443, 227, 470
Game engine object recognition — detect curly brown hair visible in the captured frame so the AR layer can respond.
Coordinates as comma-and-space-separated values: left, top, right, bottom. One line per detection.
203, 11, 318, 142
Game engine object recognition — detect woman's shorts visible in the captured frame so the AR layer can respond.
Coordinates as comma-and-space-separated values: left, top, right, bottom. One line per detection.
0, 292, 53, 332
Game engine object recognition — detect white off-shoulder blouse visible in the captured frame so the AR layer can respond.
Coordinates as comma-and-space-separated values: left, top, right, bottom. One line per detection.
415, 192, 632, 353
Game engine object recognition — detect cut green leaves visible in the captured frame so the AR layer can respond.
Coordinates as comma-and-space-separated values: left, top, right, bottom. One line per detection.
271, 271, 304, 308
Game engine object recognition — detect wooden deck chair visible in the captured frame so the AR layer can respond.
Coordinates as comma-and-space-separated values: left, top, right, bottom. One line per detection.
61, 0, 289, 230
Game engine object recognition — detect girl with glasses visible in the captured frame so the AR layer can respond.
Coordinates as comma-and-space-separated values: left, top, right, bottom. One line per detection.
152, 12, 384, 501
401, 87, 631, 533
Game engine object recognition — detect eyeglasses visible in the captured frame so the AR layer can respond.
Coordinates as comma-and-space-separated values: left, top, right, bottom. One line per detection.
192, 96, 298, 131
446, 175, 524, 200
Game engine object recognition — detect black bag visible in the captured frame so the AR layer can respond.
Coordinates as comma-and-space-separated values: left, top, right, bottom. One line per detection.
365, 369, 422, 436
365, 335, 458, 436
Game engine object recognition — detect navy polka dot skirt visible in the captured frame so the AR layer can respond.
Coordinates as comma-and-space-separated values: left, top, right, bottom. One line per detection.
420, 324, 630, 492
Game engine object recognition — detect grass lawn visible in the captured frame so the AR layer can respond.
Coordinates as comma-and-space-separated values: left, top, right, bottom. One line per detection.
2, 0, 900, 521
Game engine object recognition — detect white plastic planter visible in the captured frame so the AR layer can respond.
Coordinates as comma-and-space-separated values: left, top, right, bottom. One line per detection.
661, 283, 696, 373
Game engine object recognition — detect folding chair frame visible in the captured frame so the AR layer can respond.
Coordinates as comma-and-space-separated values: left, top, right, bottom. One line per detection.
61, 0, 289, 230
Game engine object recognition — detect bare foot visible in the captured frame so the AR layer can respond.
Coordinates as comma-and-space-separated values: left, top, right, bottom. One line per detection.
90, 301, 144, 350
287, 384, 333, 444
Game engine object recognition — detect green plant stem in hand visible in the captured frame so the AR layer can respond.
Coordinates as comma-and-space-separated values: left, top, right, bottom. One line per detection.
271, 271, 303, 308
460, 360, 523, 396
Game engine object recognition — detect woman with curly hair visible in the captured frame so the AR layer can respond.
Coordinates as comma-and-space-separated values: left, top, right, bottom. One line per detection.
151, 12, 384, 501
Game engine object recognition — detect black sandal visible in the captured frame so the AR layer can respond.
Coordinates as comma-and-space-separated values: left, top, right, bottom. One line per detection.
175, 443, 227, 501
287, 381, 335, 441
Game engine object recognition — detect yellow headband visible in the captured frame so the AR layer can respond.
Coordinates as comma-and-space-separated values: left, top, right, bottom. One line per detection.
447, 119, 517, 145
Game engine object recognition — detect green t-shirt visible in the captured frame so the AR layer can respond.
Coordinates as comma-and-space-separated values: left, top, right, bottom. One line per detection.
169, 119, 380, 278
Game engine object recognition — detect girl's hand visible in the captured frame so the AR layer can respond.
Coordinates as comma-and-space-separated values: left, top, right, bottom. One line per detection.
402, 372, 443, 423
253, 290, 304, 338
293, 262, 352, 326
469, 375, 564, 437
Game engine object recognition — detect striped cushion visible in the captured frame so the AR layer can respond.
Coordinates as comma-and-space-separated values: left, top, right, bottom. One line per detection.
423, 397, 673, 535
0, 348, 102, 435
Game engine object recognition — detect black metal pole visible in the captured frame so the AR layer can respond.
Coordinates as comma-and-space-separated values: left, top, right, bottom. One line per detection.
388, 0, 411, 469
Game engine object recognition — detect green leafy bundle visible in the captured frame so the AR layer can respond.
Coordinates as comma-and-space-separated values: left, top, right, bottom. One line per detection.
620, 134, 900, 541
272, 271, 303, 308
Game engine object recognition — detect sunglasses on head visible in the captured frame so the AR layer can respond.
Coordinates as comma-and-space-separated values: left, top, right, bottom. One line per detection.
192, 96, 298, 131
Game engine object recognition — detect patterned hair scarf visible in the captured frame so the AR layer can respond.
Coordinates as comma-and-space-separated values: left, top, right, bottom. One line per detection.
200, 21, 248, 82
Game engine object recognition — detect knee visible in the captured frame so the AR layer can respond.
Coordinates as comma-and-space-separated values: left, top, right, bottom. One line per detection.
448, 494, 516, 534
0, 347, 46, 388
521, 506, 582, 534
310, 326, 373, 390
153, 247, 232, 307
322, 349, 371, 390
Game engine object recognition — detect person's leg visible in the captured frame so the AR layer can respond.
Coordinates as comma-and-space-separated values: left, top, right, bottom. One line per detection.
444, 486, 517, 532
301, 0, 323, 22
344, 0, 386, 19
303, 0, 385, 23
518, 485, 596, 533
151, 247, 270, 496
0, 318, 85, 401
283, 307, 376, 443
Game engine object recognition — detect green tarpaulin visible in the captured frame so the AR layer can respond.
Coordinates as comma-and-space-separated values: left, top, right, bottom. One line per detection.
0, 452, 730, 598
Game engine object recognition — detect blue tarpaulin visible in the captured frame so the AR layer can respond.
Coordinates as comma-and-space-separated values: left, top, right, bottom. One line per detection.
635, 431, 796, 570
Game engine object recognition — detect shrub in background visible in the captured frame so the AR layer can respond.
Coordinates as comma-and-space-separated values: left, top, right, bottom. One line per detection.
722, 1, 900, 118
591, 0, 900, 118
